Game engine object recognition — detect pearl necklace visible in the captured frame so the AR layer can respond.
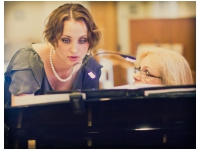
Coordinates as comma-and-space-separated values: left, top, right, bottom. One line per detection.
50, 48, 76, 82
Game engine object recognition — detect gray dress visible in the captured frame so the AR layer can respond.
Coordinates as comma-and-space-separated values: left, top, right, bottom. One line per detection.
4, 44, 102, 105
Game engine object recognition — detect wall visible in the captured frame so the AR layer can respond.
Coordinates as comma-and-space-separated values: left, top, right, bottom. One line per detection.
90, 2, 118, 53
116, 1, 196, 54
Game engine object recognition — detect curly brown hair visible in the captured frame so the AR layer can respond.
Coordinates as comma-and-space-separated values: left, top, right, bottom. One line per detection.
43, 3, 101, 51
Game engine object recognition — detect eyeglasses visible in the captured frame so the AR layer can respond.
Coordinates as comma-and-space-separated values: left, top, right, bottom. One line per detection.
133, 67, 161, 79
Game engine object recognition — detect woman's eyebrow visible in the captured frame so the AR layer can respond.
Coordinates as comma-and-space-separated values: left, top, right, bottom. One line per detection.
141, 66, 154, 71
80, 35, 87, 38
61, 35, 71, 38
61, 35, 87, 38
141, 66, 150, 69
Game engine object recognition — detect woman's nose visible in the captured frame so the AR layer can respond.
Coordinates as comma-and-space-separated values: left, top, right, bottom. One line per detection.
133, 71, 141, 82
70, 43, 78, 54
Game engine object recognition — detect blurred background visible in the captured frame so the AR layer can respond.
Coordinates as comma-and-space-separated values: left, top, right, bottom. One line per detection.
4, 1, 196, 88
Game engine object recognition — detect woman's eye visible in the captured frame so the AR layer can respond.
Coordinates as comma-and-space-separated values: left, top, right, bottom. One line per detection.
62, 38, 70, 43
144, 70, 150, 75
79, 38, 87, 44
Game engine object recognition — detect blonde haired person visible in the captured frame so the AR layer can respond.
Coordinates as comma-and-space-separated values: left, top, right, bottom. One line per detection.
133, 46, 193, 85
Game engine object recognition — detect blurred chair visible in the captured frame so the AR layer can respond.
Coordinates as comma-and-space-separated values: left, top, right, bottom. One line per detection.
160, 43, 183, 55
99, 58, 114, 89
137, 43, 184, 55
127, 67, 135, 85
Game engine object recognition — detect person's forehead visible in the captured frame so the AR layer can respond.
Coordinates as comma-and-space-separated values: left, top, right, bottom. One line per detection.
63, 19, 88, 32
140, 55, 159, 70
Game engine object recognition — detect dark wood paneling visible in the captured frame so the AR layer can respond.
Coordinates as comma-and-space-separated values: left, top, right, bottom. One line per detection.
130, 18, 196, 71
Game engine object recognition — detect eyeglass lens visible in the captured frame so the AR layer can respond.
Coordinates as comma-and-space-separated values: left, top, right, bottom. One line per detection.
133, 68, 147, 79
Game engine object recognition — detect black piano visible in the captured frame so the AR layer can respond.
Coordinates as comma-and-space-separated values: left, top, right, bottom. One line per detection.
4, 85, 196, 148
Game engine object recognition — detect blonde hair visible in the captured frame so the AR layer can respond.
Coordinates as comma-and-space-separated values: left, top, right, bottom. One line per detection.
135, 46, 193, 85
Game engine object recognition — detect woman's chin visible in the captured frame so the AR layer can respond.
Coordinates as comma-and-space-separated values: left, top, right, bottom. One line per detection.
133, 81, 143, 84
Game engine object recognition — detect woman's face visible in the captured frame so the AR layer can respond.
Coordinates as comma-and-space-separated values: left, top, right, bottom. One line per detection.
55, 19, 89, 66
133, 55, 162, 85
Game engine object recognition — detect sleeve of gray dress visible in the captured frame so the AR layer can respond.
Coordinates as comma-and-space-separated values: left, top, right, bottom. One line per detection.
4, 46, 44, 96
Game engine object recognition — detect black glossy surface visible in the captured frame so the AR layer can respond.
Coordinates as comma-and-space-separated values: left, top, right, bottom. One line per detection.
4, 87, 196, 148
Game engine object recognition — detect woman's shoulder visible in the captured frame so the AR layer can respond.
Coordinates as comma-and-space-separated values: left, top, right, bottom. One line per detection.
32, 43, 50, 61
5, 43, 44, 74
4, 43, 46, 95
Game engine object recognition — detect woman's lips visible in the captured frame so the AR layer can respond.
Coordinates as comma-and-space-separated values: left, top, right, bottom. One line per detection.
68, 56, 79, 61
